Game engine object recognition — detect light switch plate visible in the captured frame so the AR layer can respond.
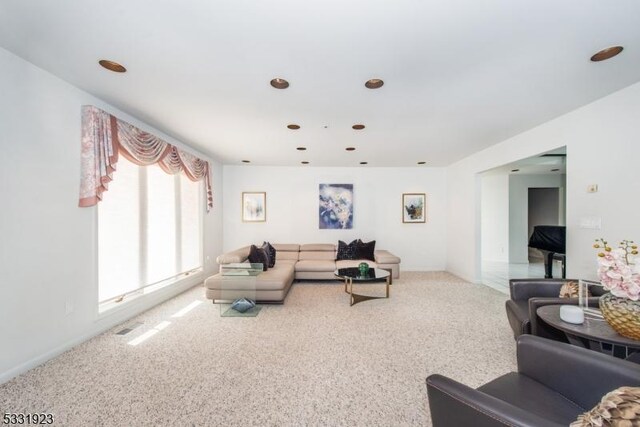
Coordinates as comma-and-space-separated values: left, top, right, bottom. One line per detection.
579, 217, 602, 229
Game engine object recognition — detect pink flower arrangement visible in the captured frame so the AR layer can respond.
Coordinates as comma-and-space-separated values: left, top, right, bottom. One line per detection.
594, 239, 640, 301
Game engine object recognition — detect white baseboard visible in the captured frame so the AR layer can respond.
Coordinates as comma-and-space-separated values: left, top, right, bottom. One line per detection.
0, 277, 204, 385
0, 324, 113, 384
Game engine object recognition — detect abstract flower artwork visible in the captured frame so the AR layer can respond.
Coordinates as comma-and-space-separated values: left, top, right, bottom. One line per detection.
319, 184, 353, 229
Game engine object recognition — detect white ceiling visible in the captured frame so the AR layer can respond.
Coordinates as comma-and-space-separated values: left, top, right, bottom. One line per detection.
481, 147, 567, 176
1, 1, 639, 167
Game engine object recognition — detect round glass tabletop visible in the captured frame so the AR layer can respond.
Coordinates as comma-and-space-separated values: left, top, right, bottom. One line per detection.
334, 267, 390, 281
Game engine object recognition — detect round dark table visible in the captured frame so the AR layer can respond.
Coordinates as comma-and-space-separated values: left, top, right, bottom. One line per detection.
537, 305, 640, 359
334, 268, 391, 306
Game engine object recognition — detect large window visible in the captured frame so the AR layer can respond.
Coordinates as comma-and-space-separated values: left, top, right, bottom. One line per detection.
98, 159, 202, 305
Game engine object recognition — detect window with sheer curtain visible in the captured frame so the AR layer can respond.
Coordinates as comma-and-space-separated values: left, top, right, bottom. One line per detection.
98, 159, 202, 304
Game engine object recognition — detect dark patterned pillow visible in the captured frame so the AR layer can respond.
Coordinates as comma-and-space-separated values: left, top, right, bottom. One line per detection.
357, 239, 376, 261
248, 245, 268, 271
262, 241, 276, 268
336, 240, 359, 260
258, 243, 271, 268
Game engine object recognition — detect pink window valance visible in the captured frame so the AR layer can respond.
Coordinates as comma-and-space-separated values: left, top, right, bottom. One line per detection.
78, 105, 213, 211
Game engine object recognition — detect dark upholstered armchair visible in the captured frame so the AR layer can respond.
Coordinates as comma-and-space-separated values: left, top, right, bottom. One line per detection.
505, 278, 606, 341
426, 335, 640, 427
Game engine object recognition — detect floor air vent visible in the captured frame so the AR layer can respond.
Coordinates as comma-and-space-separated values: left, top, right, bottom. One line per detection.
115, 322, 143, 335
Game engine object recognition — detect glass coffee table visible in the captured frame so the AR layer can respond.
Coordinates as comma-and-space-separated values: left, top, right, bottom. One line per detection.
334, 268, 391, 306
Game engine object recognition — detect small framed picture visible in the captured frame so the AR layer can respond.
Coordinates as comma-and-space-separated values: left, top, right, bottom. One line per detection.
402, 193, 426, 223
242, 192, 266, 222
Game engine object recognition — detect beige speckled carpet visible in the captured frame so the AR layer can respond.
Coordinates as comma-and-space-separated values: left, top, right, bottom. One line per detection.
0, 272, 516, 426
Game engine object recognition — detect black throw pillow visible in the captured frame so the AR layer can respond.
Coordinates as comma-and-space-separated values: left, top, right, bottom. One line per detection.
248, 245, 269, 271
259, 244, 271, 269
357, 239, 376, 261
262, 241, 276, 268
336, 239, 359, 260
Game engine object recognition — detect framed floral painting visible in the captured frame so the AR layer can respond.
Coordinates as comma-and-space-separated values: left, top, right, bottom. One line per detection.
319, 184, 353, 229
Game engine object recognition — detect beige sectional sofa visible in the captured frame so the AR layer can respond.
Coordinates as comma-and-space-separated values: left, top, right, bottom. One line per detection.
204, 243, 401, 303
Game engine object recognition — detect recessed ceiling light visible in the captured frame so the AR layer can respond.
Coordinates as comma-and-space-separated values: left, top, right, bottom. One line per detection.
360, 161, 368, 165
99, 59, 126, 73
301, 161, 309, 164
345, 147, 356, 151
352, 124, 365, 130
417, 161, 426, 165
242, 160, 251, 163
270, 78, 289, 89
365, 79, 384, 89
511, 169, 520, 172
296, 147, 307, 151
287, 124, 300, 130
590, 46, 623, 62
551, 168, 560, 172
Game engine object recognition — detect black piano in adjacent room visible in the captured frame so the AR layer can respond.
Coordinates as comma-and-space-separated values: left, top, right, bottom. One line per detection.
528, 225, 566, 279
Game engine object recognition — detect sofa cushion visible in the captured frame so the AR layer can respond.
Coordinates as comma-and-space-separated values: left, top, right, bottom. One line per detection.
357, 239, 376, 261
248, 245, 269, 271
295, 271, 337, 281
336, 260, 377, 270
300, 243, 335, 251
206, 264, 294, 292
336, 240, 359, 260
272, 243, 300, 252
295, 260, 337, 272
262, 241, 276, 268
259, 243, 272, 268
275, 251, 298, 261
255, 264, 295, 290
299, 251, 336, 260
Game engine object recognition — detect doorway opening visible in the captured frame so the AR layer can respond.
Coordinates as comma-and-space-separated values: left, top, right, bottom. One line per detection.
479, 147, 566, 293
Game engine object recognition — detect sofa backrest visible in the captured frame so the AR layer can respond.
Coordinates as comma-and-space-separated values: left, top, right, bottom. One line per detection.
299, 243, 336, 260
273, 244, 300, 261
216, 243, 348, 265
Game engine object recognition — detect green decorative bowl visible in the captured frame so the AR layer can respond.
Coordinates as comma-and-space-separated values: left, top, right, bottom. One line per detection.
358, 262, 370, 275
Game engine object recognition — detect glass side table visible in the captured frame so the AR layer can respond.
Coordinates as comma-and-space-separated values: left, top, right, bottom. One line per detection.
219, 263, 263, 317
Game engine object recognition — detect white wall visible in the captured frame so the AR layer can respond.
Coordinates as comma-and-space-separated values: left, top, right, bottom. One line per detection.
447, 81, 640, 283
508, 174, 564, 263
223, 166, 447, 270
0, 47, 223, 383
480, 174, 509, 262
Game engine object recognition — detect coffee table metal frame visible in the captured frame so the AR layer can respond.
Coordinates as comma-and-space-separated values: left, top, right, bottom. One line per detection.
334, 268, 391, 306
